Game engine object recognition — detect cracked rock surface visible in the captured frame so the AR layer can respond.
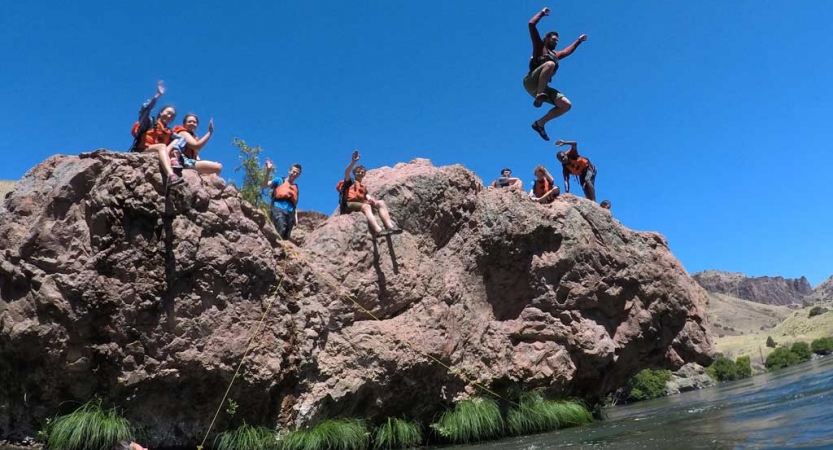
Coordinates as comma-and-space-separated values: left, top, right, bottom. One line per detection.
0, 153, 713, 447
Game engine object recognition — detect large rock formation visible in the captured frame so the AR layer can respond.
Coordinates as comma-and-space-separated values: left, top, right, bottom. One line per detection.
692, 270, 813, 305
0, 152, 714, 448
809, 276, 833, 303
0, 181, 14, 201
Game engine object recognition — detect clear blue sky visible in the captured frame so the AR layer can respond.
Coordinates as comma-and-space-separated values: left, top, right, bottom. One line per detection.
1, 1, 831, 285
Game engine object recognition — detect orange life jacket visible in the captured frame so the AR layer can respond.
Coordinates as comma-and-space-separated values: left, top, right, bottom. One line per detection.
335, 179, 367, 203
132, 120, 173, 149
533, 178, 554, 199
172, 125, 198, 159
273, 180, 299, 206
564, 157, 591, 175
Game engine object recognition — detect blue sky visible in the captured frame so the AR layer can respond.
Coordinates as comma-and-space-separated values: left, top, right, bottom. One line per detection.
1, 1, 831, 285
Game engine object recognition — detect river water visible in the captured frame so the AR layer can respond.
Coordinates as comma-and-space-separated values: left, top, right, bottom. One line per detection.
4, 357, 830, 450
465, 356, 833, 450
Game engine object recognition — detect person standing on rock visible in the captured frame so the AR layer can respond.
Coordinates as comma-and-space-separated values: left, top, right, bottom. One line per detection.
338, 150, 402, 238
524, 7, 588, 141
170, 113, 222, 175
129, 80, 185, 188
555, 139, 596, 202
489, 168, 523, 189
529, 165, 560, 204
261, 159, 302, 240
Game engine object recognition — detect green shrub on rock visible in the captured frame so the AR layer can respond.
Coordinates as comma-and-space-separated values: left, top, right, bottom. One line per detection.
280, 419, 368, 450
627, 369, 672, 402
811, 337, 833, 355
215, 423, 277, 450
505, 391, 592, 436
373, 418, 422, 450
430, 397, 503, 444
42, 400, 133, 450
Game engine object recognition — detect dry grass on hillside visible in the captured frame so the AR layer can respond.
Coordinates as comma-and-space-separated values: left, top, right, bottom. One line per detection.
706, 292, 791, 337
712, 300, 833, 365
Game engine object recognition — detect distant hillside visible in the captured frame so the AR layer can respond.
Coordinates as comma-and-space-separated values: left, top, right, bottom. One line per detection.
693, 270, 813, 305
0, 180, 14, 201
808, 275, 833, 304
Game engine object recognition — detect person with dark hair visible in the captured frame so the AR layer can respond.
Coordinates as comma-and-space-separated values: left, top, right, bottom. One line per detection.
337, 150, 402, 237
600, 199, 611, 210
170, 113, 222, 175
524, 7, 588, 141
111, 440, 147, 450
529, 165, 560, 204
490, 168, 523, 189
261, 159, 302, 239
555, 139, 596, 202
129, 81, 184, 187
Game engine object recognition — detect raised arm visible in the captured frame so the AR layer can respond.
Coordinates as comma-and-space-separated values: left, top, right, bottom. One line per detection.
179, 119, 215, 154
344, 150, 359, 181
555, 34, 587, 60
137, 80, 165, 122
261, 159, 275, 189
556, 139, 578, 156
528, 7, 550, 47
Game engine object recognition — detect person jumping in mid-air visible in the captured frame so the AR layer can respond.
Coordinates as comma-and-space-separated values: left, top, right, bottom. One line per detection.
524, 7, 587, 141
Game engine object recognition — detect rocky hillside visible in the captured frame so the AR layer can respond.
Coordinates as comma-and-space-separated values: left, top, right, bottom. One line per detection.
0, 151, 714, 448
692, 270, 814, 305
808, 275, 833, 304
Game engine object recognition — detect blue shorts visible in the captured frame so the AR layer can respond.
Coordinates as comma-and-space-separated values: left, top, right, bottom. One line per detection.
581, 166, 597, 188
183, 157, 197, 169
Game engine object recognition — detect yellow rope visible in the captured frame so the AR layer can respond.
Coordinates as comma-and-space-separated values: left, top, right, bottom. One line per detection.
197, 213, 515, 450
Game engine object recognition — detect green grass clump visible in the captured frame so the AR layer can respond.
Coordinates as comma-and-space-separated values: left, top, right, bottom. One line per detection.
43, 400, 133, 450
507, 391, 592, 436
279, 419, 368, 450
373, 418, 422, 449
214, 423, 278, 450
430, 397, 503, 444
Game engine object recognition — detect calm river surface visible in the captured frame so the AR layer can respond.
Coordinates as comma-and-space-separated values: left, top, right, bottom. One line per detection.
461, 356, 833, 450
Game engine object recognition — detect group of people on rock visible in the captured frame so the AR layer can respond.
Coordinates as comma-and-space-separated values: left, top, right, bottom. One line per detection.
129, 81, 222, 187
490, 139, 609, 209
128, 5, 608, 244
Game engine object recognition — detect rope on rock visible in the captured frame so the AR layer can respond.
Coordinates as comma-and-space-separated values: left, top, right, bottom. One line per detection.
198, 215, 516, 450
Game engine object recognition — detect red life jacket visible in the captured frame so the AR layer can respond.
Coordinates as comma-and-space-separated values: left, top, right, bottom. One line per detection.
335, 179, 367, 202
533, 178, 554, 198
132, 119, 172, 149
273, 180, 299, 206
171, 125, 199, 159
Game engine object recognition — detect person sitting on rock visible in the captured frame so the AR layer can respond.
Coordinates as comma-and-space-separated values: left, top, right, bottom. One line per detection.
555, 139, 596, 202
129, 80, 184, 188
490, 168, 523, 189
600, 199, 611, 210
261, 159, 301, 240
170, 113, 222, 175
529, 165, 560, 204
112, 441, 148, 450
338, 150, 402, 238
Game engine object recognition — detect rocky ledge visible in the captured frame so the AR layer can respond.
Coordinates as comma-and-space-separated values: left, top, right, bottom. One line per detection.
0, 151, 714, 447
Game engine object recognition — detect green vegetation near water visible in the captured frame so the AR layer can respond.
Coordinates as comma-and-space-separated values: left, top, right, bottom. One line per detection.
627, 369, 672, 402
41, 400, 133, 450
506, 391, 593, 436
214, 423, 277, 450
708, 355, 753, 382
430, 397, 504, 444
373, 418, 422, 450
